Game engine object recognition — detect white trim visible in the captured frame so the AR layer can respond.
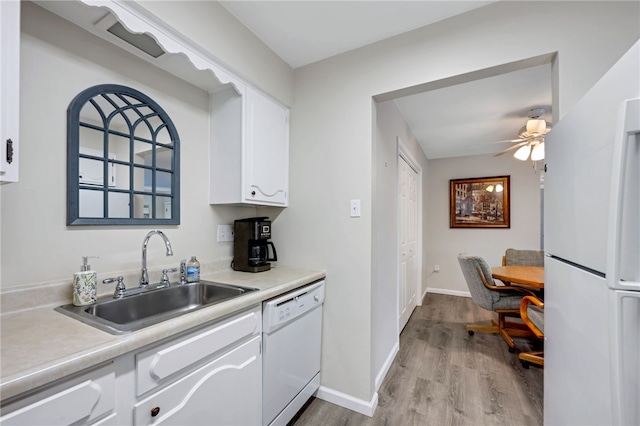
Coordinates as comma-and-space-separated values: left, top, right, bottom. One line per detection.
426, 288, 472, 298
420, 286, 428, 304
315, 386, 379, 417
375, 342, 399, 391
76, 0, 245, 94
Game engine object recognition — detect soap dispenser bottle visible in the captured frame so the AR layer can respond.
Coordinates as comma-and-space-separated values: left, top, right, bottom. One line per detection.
73, 256, 98, 306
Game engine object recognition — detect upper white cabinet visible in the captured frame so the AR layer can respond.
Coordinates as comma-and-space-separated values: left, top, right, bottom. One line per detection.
0, 0, 20, 183
244, 87, 290, 206
210, 86, 289, 207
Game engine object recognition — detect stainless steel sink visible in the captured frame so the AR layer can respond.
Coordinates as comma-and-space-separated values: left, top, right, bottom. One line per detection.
55, 281, 258, 334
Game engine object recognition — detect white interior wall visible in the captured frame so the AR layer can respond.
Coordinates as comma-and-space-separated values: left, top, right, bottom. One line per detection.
280, 0, 639, 407
138, 1, 293, 107
372, 99, 428, 389
426, 155, 542, 296
0, 2, 262, 288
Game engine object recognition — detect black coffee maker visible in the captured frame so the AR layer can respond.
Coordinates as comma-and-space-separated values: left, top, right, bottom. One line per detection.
232, 217, 278, 272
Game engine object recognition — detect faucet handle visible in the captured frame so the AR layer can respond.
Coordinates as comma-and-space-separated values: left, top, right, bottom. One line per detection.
103, 276, 126, 299
161, 268, 178, 286
179, 260, 187, 285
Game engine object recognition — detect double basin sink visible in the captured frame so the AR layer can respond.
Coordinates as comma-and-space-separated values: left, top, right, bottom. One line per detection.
56, 281, 258, 334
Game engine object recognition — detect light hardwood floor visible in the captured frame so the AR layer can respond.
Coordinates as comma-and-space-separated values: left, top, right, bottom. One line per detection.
293, 293, 543, 426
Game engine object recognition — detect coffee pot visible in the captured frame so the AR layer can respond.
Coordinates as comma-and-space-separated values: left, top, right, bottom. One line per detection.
232, 217, 278, 272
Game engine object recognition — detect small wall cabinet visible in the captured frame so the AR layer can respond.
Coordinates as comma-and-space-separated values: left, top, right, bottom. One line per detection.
210, 86, 289, 207
0, 0, 20, 183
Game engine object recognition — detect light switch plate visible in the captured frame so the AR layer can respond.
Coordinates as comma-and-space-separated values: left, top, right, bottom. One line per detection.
217, 224, 234, 242
350, 199, 361, 218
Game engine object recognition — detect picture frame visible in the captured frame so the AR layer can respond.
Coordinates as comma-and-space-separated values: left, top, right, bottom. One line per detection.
450, 175, 510, 228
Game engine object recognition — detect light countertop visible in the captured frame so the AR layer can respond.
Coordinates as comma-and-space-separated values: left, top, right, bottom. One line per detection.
0, 266, 325, 402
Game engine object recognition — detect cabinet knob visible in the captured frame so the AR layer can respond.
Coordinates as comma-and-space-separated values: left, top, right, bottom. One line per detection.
151, 406, 160, 417
251, 190, 256, 196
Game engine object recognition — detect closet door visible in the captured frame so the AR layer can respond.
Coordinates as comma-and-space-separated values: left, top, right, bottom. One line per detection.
398, 154, 418, 331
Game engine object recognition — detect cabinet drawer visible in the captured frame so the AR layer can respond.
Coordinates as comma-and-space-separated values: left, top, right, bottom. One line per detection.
0, 363, 116, 426
136, 306, 260, 395
134, 335, 262, 426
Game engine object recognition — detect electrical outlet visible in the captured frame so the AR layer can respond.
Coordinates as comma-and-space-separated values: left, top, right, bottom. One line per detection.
434, 265, 440, 272
217, 224, 234, 242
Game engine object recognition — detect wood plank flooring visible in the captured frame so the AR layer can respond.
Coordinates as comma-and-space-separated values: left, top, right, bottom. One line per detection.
293, 293, 543, 426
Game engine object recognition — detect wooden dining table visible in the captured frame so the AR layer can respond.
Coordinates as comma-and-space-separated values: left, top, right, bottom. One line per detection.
491, 265, 544, 290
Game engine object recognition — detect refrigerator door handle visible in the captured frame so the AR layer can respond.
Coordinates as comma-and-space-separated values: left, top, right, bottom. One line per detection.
607, 98, 640, 291
609, 290, 640, 426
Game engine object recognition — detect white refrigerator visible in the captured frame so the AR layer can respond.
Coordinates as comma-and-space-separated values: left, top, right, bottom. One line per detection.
544, 39, 639, 426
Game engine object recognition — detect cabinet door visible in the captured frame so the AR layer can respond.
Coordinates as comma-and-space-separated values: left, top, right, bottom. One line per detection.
0, 364, 116, 426
0, 0, 20, 183
136, 306, 261, 395
244, 88, 289, 206
134, 336, 261, 426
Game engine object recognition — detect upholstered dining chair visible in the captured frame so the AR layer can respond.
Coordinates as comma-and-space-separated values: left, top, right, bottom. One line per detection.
502, 248, 545, 266
457, 254, 535, 352
519, 295, 544, 368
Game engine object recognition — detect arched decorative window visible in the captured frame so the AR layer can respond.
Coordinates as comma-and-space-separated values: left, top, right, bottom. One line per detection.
67, 84, 180, 225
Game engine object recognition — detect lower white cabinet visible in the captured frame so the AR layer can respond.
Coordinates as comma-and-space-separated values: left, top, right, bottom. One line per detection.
133, 335, 262, 426
0, 306, 262, 426
0, 363, 116, 426
136, 307, 261, 396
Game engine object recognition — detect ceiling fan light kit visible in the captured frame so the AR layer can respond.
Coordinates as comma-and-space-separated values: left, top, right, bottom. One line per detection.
492, 107, 550, 164
525, 118, 547, 135
514, 144, 532, 161
531, 142, 545, 161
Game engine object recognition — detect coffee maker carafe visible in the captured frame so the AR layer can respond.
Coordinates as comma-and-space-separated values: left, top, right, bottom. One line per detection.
232, 217, 278, 273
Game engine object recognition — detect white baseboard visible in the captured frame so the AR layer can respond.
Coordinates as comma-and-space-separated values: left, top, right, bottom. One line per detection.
425, 287, 471, 298
375, 342, 399, 391
315, 386, 379, 417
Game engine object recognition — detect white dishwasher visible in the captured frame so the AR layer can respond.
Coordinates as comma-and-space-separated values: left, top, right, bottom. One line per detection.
262, 279, 325, 426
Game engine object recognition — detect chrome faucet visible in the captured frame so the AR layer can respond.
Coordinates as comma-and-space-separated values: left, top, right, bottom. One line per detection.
140, 230, 174, 287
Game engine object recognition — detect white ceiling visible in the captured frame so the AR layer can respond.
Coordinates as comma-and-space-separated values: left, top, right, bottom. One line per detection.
220, 1, 497, 69
219, 0, 553, 160
394, 64, 552, 159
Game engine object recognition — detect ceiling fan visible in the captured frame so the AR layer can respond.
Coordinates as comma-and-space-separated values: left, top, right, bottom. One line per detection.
496, 107, 551, 161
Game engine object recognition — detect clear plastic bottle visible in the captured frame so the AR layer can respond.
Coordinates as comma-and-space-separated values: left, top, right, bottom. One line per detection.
186, 256, 200, 283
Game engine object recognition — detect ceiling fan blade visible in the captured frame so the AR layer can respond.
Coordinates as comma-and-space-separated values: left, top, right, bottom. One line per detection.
468, 138, 527, 147
494, 141, 528, 156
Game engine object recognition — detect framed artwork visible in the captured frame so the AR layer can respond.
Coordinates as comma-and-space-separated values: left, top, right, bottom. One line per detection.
450, 175, 510, 228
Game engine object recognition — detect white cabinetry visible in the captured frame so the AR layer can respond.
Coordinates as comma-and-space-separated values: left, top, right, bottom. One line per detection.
0, 307, 262, 426
0, 363, 116, 425
133, 306, 262, 425
0, 0, 20, 183
133, 336, 261, 426
135, 307, 261, 395
210, 86, 289, 207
